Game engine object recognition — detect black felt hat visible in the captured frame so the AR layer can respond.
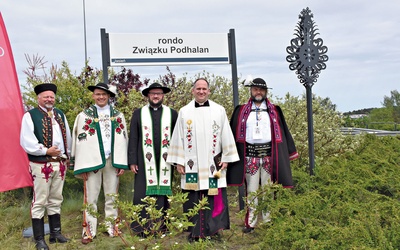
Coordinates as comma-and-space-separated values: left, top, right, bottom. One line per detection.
142, 83, 171, 97
34, 83, 57, 95
87, 83, 116, 97
245, 78, 270, 90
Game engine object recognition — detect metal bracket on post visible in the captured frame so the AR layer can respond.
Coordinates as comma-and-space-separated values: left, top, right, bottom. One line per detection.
286, 7, 328, 175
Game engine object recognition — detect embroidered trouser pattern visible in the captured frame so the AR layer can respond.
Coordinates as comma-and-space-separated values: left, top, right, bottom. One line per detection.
82, 158, 119, 238
30, 161, 66, 219
245, 156, 272, 228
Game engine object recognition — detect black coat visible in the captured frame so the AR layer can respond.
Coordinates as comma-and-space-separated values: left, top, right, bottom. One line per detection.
227, 103, 298, 187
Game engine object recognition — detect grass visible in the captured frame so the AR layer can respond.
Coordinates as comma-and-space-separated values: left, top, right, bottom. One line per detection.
0, 173, 260, 250
6, 135, 399, 249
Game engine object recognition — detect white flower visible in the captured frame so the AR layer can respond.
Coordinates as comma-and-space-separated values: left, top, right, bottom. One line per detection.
131, 247, 135, 249
108, 85, 118, 96
243, 75, 254, 86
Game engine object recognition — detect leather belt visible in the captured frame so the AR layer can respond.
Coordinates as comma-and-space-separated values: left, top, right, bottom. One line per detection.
32, 156, 66, 163
246, 142, 271, 157
47, 157, 65, 162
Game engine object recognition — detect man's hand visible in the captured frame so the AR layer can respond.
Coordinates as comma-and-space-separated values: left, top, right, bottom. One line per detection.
130, 164, 138, 174
46, 146, 61, 157
220, 162, 228, 171
117, 169, 124, 176
176, 164, 185, 175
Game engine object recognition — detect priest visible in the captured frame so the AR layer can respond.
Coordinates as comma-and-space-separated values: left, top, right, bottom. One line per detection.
167, 78, 239, 241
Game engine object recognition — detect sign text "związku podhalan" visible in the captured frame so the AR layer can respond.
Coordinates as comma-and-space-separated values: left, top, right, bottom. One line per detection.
109, 33, 230, 66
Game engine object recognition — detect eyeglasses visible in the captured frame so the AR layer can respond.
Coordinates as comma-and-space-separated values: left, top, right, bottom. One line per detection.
148, 92, 164, 96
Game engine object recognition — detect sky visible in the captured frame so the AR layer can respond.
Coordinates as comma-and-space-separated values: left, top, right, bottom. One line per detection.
1, 0, 399, 112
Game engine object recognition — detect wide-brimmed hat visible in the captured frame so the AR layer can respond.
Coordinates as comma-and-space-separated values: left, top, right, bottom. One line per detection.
87, 83, 116, 97
244, 76, 271, 90
142, 82, 171, 97
34, 83, 57, 95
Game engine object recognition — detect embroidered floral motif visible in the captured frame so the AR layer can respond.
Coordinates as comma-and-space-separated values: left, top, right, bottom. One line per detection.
83, 118, 96, 136
211, 120, 220, 155
111, 117, 124, 134
245, 156, 271, 176
143, 126, 152, 147
262, 156, 272, 174
162, 126, 170, 148
59, 161, 66, 180
41, 163, 53, 182
186, 120, 193, 151
148, 179, 154, 184
144, 135, 152, 149
163, 179, 169, 184
83, 115, 124, 136
245, 157, 259, 176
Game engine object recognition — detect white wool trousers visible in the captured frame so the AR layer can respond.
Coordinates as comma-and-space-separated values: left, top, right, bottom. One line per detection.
244, 156, 272, 228
82, 157, 119, 238
30, 161, 66, 219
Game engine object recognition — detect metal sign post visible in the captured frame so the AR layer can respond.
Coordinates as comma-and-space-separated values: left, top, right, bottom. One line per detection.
286, 7, 328, 175
100, 28, 239, 104
100, 28, 243, 208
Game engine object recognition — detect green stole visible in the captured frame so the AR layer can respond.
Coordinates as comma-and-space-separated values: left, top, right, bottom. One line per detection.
141, 105, 173, 196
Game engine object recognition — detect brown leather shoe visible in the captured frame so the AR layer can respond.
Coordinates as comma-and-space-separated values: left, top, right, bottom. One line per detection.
81, 237, 92, 244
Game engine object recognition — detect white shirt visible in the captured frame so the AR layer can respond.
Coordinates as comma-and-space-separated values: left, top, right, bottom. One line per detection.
245, 101, 272, 144
20, 106, 72, 156
95, 104, 112, 158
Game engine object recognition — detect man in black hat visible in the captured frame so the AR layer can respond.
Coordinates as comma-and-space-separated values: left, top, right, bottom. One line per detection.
228, 77, 298, 233
70, 83, 129, 244
20, 83, 71, 250
128, 82, 178, 237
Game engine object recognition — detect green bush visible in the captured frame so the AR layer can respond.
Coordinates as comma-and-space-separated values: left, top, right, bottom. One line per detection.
253, 134, 400, 250
8, 62, 399, 248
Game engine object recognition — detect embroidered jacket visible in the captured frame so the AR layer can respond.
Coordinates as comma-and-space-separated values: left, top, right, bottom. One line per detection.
71, 105, 128, 175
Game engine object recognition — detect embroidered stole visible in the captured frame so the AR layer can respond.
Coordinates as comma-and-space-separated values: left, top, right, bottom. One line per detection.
182, 104, 223, 195
236, 98, 282, 144
141, 106, 173, 196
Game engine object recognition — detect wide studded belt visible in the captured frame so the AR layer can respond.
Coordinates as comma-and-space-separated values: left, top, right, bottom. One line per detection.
246, 142, 271, 157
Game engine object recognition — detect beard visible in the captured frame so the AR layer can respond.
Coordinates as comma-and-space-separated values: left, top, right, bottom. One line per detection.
251, 94, 266, 103
149, 98, 163, 108
44, 103, 54, 109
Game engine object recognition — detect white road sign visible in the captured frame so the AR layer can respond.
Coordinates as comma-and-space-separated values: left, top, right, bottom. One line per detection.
108, 33, 230, 66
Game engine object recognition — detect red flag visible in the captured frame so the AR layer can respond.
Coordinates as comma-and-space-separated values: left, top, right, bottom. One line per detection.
0, 12, 32, 192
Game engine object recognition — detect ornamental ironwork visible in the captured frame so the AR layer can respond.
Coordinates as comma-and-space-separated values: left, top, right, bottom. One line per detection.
286, 7, 328, 88
286, 7, 328, 176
